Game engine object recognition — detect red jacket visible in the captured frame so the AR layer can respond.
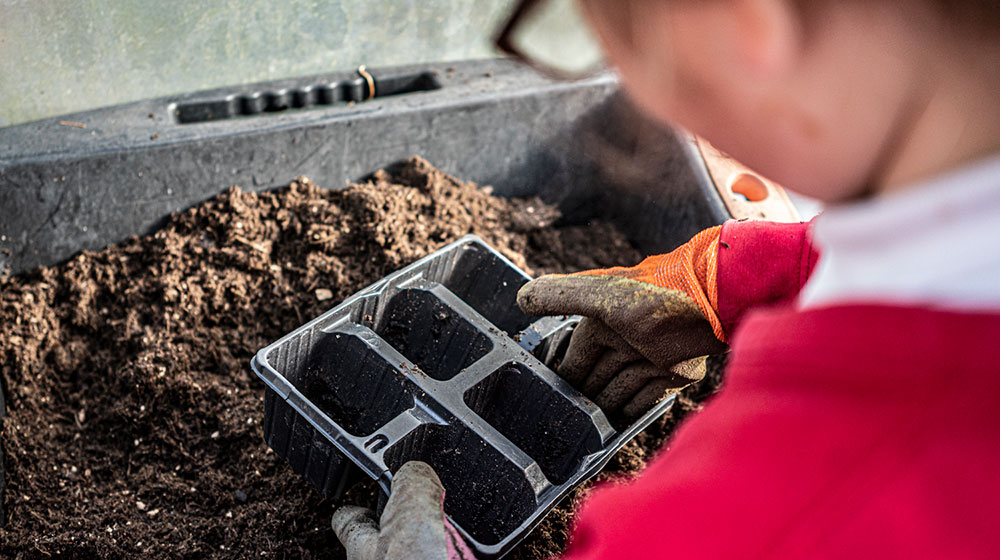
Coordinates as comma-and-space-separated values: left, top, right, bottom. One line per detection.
562, 221, 1000, 559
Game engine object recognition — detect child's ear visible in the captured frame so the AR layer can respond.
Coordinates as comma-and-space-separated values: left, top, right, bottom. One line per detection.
725, 0, 801, 81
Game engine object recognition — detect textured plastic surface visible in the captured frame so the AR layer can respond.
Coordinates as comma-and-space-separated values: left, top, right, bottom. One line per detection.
252, 235, 675, 558
174, 71, 443, 124
0, 59, 731, 278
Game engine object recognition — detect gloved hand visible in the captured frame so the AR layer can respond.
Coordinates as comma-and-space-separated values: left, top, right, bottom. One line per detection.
332, 461, 476, 560
517, 227, 729, 421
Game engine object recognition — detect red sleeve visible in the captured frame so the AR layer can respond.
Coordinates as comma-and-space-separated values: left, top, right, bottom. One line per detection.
558, 306, 1000, 560
716, 219, 820, 335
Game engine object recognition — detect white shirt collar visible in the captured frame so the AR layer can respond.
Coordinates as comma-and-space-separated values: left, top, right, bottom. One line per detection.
798, 155, 1000, 312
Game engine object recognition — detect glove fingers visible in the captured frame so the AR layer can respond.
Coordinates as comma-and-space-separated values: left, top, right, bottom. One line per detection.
621, 377, 675, 421
618, 357, 708, 420
558, 318, 626, 386
384, 461, 446, 523
669, 356, 708, 383
391, 461, 446, 494
580, 347, 643, 399
518, 274, 678, 325
517, 274, 596, 318
519, 275, 726, 368
331, 506, 380, 560
593, 361, 664, 412
380, 461, 450, 560
595, 355, 709, 413
518, 275, 659, 328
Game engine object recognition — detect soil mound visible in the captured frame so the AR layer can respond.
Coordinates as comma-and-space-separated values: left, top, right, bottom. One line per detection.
0, 157, 721, 559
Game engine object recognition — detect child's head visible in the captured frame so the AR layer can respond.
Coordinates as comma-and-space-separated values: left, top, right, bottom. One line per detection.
577, 0, 1000, 202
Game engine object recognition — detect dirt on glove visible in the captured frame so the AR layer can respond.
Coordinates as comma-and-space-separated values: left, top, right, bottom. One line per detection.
0, 156, 723, 559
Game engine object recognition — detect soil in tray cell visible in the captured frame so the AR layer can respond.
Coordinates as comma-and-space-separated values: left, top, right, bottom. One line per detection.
375, 289, 492, 380
0, 155, 723, 559
295, 332, 415, 436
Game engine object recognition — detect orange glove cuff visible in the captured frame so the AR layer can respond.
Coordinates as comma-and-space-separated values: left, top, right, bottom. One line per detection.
575, 226, 726, 342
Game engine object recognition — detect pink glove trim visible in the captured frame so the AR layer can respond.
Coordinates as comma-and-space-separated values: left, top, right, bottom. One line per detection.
717, 219, 820, 336
441, 496, 477, 560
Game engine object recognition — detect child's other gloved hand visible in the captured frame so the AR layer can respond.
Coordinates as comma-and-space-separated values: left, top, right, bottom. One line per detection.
332, 461, 475, 560
517, 227, 728, 421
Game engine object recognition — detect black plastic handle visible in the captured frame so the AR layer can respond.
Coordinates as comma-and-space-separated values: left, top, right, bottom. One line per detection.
173, 71, 442, 124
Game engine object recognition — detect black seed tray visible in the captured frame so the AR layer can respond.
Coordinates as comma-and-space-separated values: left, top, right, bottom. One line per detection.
251, 234, 675, 558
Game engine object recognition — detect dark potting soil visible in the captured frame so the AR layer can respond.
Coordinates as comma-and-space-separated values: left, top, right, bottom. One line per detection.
0, 156, 724, 559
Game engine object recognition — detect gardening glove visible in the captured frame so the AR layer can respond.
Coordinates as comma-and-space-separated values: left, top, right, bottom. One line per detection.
517, 226, 729, 421
332, 461, 476, 560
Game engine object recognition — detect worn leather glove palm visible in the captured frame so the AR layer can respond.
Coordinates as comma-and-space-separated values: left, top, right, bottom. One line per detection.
517, 227, 729, 421
332, 461, 475, 560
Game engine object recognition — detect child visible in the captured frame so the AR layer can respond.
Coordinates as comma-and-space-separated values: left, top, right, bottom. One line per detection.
333, 1, 1000, 558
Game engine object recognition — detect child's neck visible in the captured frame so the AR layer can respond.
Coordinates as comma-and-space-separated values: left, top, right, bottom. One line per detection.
880, 43, 1000, 194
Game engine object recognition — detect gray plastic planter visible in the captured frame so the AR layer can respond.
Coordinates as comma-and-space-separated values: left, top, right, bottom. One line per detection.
0, 59, 730, 278
0, 58, 748, 537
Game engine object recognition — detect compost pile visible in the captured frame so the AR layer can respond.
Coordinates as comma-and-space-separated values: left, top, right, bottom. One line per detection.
0, 157, 723, 559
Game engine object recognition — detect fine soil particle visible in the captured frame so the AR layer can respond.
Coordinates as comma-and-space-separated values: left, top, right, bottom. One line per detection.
0, 156, 723, 559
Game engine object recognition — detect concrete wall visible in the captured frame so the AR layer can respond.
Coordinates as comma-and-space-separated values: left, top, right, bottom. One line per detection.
0, 0, 515, 126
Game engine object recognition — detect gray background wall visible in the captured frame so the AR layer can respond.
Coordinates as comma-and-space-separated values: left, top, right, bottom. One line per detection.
0, 0, 516, 127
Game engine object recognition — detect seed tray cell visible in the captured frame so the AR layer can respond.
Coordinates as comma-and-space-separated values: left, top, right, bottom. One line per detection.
252, 235, 676, 558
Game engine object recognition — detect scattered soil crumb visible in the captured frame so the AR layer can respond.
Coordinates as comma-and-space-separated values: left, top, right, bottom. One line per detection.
0, 156, 722, 559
